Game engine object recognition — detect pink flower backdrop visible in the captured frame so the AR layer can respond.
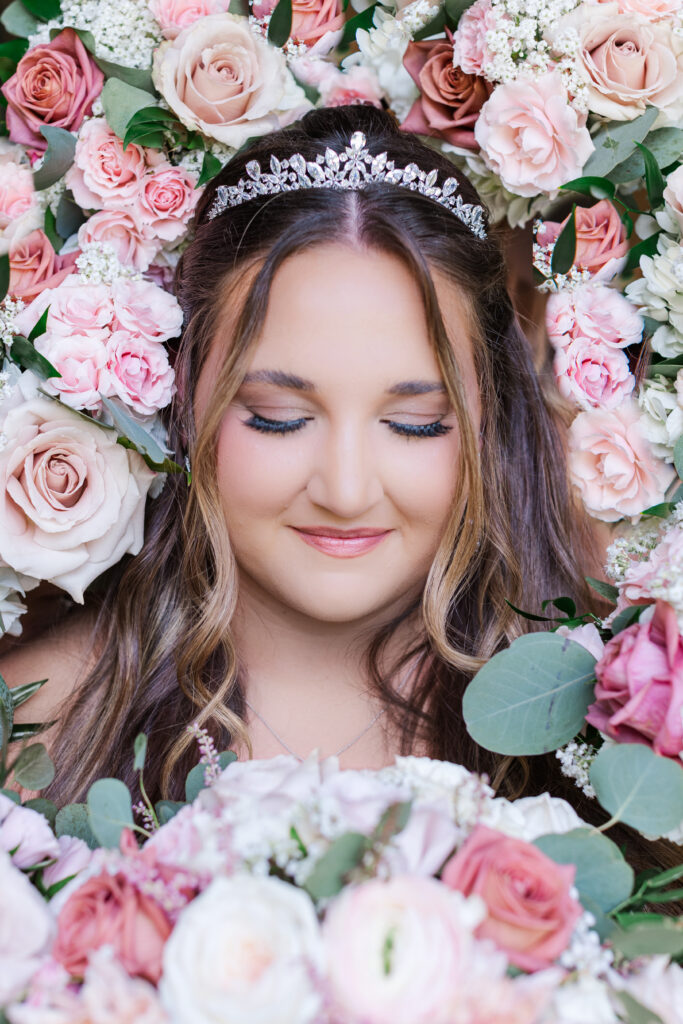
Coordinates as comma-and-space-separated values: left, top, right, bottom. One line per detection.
0, 0, 683, 1020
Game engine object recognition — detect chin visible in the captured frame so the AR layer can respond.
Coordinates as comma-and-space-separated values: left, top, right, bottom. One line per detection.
285, 582, 420, 626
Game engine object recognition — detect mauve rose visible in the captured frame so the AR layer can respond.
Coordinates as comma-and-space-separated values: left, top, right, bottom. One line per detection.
9, 230, 79, 303
401, 36, 490, 150
136, 164, 200, 242
0, 794, 60, 869
111, 276, 183, 343
0, 161, 41, 256
474, 72, 594, 197
442, 825, 582, 972
42, 835, 93, 889
587, 601, 683, 758
2, 28, 104, 152
102, 332, 175, 415
150, 0, 232, 38
452, 0, 496, 75
35, 331, 108, 411
536, 200, 628, 280
78, 209, 161, 272
554, 337, 635, 410
65, 118, 149, 210
54, 870, 172, 983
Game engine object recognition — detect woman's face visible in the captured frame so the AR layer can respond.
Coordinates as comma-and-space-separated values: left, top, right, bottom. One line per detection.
195, 243, 479, 627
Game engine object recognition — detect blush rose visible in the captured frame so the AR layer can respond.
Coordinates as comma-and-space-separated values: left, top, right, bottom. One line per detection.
536, 200, 628, 280
0, 161, 41, 256
111, 276, 183, 343
545, 282, 643, 352
66, 117, 150, 210
2, 28, 104, 152
442, 825, 582, 972
102, 332, 175, 415
150, 0, 232, 38
9, 230, 78, 302
251, 0, 345, 49
136, 164, 200, 242
553, 337, 634, 410
78, 209, 161, 272
35, 332, 108, 411
596, 0, 682, 15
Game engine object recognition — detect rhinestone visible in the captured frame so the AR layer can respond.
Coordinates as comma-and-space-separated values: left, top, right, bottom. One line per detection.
349, 167, 361, 187
425, 169, 438, 189
246, 161, 261, 180
442, 178, 458, 197
324, 148, 339, 171
371, 152, 387, 175
289, 154, 306, 176
403, 163, 419, 182
270, 155, 282, 175
307, 162, 325, 183
349, 131, 365, 152
385, 169, 403, 183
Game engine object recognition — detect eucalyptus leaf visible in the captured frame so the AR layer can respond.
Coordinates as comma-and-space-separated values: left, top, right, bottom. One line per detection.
156, 800, 185, 825
674, 434, 683, 482
55, 803, 98, 849
616, 992, 665, 1024
582, 107, 659, 178
33, 126, 76, 191
1, 0, 39, 37
611, 919, 683, 959
87, 777, 134, 848
0, 673, 14, 746
99, 395, 172, 467
10, 679, 47, 710
0, 788, 20, 804
636, 143, 665, 211
586, 576, 618, 604
372, 801, 412, 845
589, 743, 683, 835
304, 832, 368, 901
611, 604, 649, 635
462, 633, 596, 755
20, 0, 61, 21
608, 127, 683, 184
12, 743, 55, 790
100, 78, 157, 141
268, 0, 292, 47
9, 336, 60, 380
561, 176, 615, 200
133, 733, 147, 772
55, 191, 86, 239
23, 797, 57, 828
94, 59, 154, 93
185, 751, 237, 802
534, 829, 634, 920
0, 254, 9, 304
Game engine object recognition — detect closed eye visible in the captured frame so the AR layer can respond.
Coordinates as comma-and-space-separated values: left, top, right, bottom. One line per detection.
243, 413, 452, 438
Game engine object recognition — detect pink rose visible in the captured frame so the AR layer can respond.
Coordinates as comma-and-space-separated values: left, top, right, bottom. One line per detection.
14, 276, 113, 339
587, 602, 683, 758
0, 794, 60, 869
136, 164, 200, 242
9, 230, 79, 303
53, 870, 172, 982
0, 852, 55, 1005
317, 65, 382, 108
65, 118, 149, 210
554, 337, 635, 410
0, 161, 41, 256
452, 0, 496, 75
252, 0, 345, 47
474, 72, 594, 197
545, 282, 643, 351
537, 200, 628, 281
1, 28, 104, 152
35, 332, 108, 411
401, 36, 491, 150
568, 401, 675, 522
442, 825, 582, 972
42, 835, 93, 889
112, 276, 183, 342
102, 332, 175, 415
597, 0, 682, 16
0, 398, 155, 602
663, 165, 683, 234
78, 209, 161, 272
150, 0, 232, 38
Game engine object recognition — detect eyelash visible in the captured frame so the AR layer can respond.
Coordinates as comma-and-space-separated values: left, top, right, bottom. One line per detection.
243, 413, 452, 438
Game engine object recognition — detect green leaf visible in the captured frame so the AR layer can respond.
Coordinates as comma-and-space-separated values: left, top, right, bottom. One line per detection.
589, 743, 683, 835
33, 126, 76, 191
10, 679, 47, 710
197, 150, 223, 188
611, 919, 683, 959
0, 57, 18, 84
185, 751, 236, 802
0, 673, 14, 746
100, 397, 182, 473
10, 721, 53, 742
1, 0, 39, 37
640, 502, 676, 516
133, 733, 147, 772
444, 0, 472, 25
23, 797, 57, 828
0, 40, 29, 61
49, 26, 96, 51
609, 127, 683, 184
43, 206, 63, 253
155, 799, 185, 824
674, 434, 683, 482
543, 596, 576, 618
121, 129, 168, 151
55, 190, 86, 239
122, 106, 181, 151
636, 143, 666, 211
0, 788, 20, 804
611, 605, 649, 635
304, 832, 368, 901
28, 307, 49, 343
95, 59, 154, 93
100, 78, 158, 141
55, 802, 98, 849
462, 633, 596, 756
616, 992, 665, 1024
12, 743, 55, 790
582, 107, 659, 178
87, 777, 134, 847
340, 3, 379, 47
586, 576, 619, 604
0, 253, 9, 304
534, 829, 634, 920
20, 0, 61, 20
268, 0, 292, 46
372, 801, 412, 845
9, 336, 60, 379
625, 231, 661, 275
560, 176, 616, 200
550, 206, 577, 276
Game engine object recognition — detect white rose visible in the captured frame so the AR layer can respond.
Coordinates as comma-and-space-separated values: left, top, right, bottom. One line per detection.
625, 238, 683, 357
159, 875, 324, 1024
637, 375, 683, 461
0, 851, 54, 1006
344, 9, 418, 121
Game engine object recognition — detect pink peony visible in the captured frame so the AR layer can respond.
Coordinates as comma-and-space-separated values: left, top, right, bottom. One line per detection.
536, 200, 628, 280
42, 835, 93, 889
111, 277, 183, 343
545, 282, 643, 352
474, 72, 594, 197
9, 230, 79, 302
136, 164, 200, 242
0, 161, 41, 255
1, 28, 104, 151
149, 0, 232, 38
553, 337, 635, 410
78, 209, 161, 272
442, 825, 582, 972
0, 794, 60, 869
587, 602, 683, 758
66, 118, 149, 210
34, 332, 108, 411
102, 332, 175, 415
568, 401, 675, 522
452, 0, 497, 75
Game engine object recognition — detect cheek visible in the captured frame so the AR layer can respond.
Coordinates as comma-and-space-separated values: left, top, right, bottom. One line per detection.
384, 433, 461, 531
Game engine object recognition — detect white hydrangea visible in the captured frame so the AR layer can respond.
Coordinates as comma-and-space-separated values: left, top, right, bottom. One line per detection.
344, 8, 418, 120
637, 373, 683, 462
625, 237, 683, 357
455, 152, 549, 227
28, 0, 162, 70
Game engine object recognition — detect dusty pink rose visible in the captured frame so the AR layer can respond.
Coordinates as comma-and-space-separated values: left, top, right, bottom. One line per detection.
35, 332, 108, 411
474, 72, 594, 197
586, 601, 683, 758
452, 0, 496, 75
9, 230, 79, 302
42, 835, 93, 889
66, 118, 149, 210
554, 337, 635, 410
78, 209, 161, 272
0, 794, 60, 869
597, 0, 682, 16
111, 277, 183, 343
150, 0, 232, 38
317, 65, 382, 107
568, 401, 675, 522
0, 161, 41, 255
14, 276, 113, 339
102, 332, 175, 415
136, 164, 200, 241
402, 35, 491, 150
442, 825, 582, 972
663, 165, 683, 233
545, 282, 643, 351
54, 870, 172, 982
1, 28, 104, 152
536, 200, 628, 280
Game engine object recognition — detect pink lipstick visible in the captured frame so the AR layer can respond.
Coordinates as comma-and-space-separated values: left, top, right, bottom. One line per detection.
292, 527, 391, 558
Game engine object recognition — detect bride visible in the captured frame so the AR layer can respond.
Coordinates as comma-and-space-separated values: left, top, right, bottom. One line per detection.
0, 104, 599, 806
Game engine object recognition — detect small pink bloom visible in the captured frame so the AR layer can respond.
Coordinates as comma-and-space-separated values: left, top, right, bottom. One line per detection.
452, 0, 496, 75
474, 72, 594, 197
545, 282, 643, 352
149, 0, 232, 38
78, 209, 161, 272
442, 825, 582, 972
587, 601, 683, 758
568, 401, 675, 522
35, 332, 108, 411
136, 164, 200, 242
537, 200, 628, 280
0, 795, 60, 869
317, 65, 382, 108
42, 834, 93, 889
9, 230, 79, 302
554, 337, 635, 410
102, 332, 175, 415
111, 277, 183, 343
66, 118, 149, 210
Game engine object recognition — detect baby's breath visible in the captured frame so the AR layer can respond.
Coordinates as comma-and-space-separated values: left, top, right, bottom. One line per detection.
0, 297, 26, 355
75, 243, 139, 285
29, 0, 161, 69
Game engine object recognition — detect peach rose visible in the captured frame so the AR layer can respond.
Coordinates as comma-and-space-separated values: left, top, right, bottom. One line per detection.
442, 826, 582, 972
554, 337, 635, 410
474, 72, 594, 197
102, 332, 175, 415
536, 200, 628, 281
65, 118, 150, 210
78, 209, 161, 272
54, 870, 172, 983
0, 398, 155, 602
1, 28, 104, 152
452, 0, 497, 76
9, 230, 79, 302
663, 165, 683, 234
152, 13, 309, 148
34, 332, 108, 411
401, 36, 491, 150
136, 164, 200, 242
150, 0, 232, 39
551, 3, 683, 122
568, 401, 675, 522
0, 161, 41, 256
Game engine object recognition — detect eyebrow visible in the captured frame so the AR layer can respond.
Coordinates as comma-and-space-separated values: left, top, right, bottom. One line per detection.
242, 370, 447, 396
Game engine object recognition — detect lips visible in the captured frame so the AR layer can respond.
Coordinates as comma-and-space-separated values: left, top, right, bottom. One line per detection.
291, 526, 391, 558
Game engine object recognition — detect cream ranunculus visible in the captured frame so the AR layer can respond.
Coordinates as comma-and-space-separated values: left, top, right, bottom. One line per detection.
152, 13, 310, 149
0, 398, 155, 602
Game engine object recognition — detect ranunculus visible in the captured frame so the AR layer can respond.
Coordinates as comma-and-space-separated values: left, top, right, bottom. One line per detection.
401, 36, 490, 150
0, 794, 59, 870
554, 337, 634, 410
53, 869, 172, 983
102, 332, 175, 415
0, 398, 156, 602
474, 72, 594, 197
442, 825, 582, 971
65, 118, 149, 210
152, 13, 309, 149
551, 3, 683, 123
586, 601, 683, 758
663, 165, 683, 234
111, 276, 183, 343
150, 0, 232, 38
545, 282, 643, 352
567, 401, 675, 522
14, 275, 113, 339
536, 200, 628, 281
34, 332, 108, 411
0, 162, 41, 256
78, 209, 161, 272
9, 230, 78, 302
0, 852, 54, 1005
42, 835, 93, 889
160, 875, 324, 1024
1, 28, 104, 152
452, 0, 496, 76
136, 164, 200, 242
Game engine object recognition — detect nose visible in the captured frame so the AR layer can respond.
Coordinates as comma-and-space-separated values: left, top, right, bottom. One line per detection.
306, 420, 384, 518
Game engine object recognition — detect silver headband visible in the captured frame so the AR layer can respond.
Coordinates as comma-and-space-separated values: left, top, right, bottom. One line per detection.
207, 130, 487, 239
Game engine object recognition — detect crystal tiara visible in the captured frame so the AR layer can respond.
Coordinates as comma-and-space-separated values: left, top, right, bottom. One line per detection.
207, 130, 488, 239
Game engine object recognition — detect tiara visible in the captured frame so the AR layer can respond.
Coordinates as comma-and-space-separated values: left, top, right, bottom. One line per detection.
207, 130, 487, 239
